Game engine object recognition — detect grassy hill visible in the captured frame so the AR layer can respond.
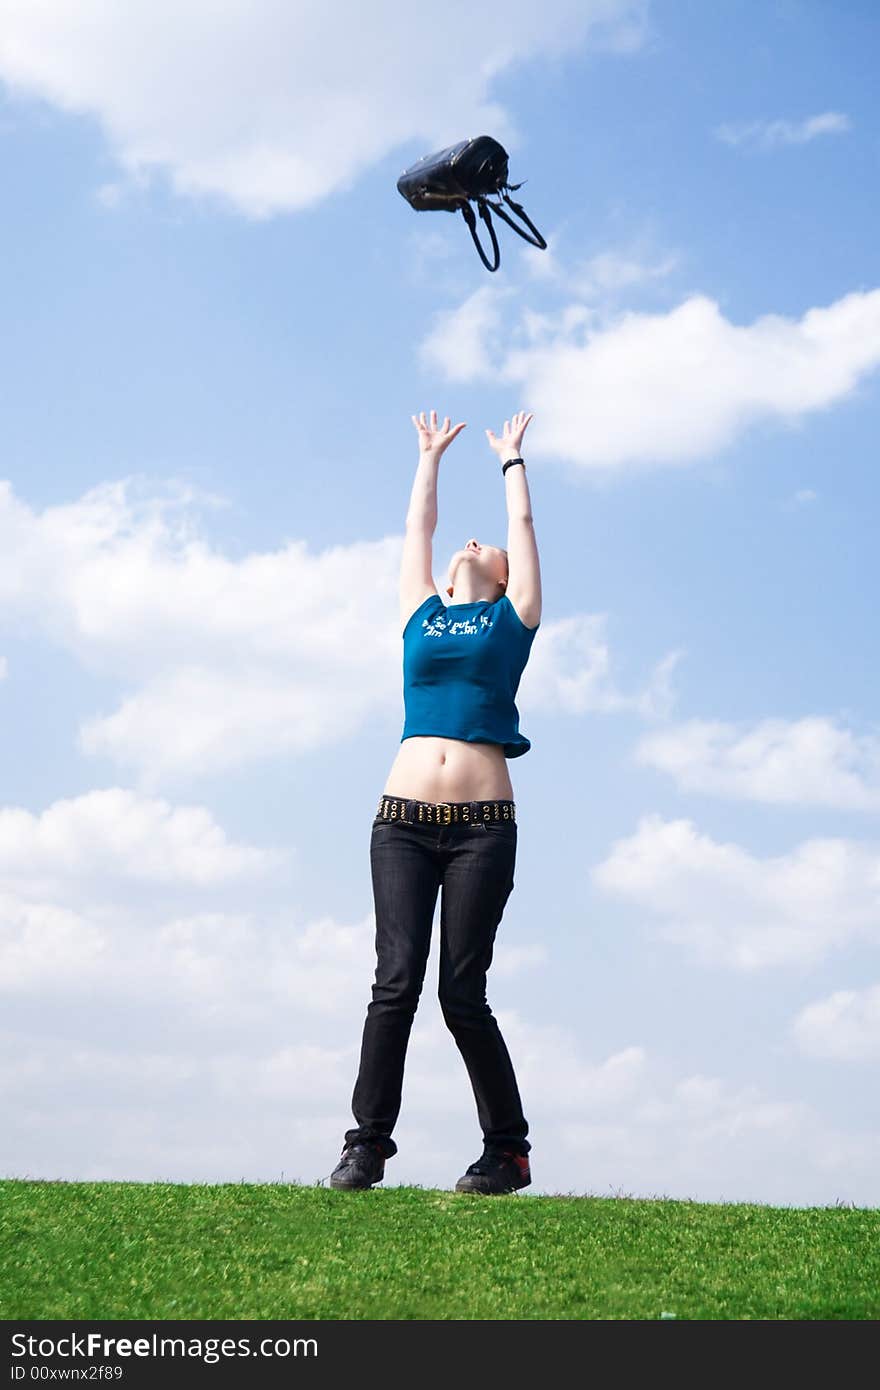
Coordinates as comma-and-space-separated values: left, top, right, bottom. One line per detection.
2, 1178, 877, 1320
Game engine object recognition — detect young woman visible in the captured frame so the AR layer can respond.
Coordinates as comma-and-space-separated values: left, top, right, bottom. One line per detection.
331, 408, 542, 1195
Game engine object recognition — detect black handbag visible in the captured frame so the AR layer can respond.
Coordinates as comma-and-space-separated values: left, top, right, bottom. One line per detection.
396, 135, 547, 272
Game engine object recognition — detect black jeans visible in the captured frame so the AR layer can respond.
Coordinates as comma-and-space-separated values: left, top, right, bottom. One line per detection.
344, 811, 530, 1158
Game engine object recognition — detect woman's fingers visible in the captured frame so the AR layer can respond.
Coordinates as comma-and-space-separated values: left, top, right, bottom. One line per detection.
411, 410, 468, 443
481, 411, 535, 448
505, 410, 533, 435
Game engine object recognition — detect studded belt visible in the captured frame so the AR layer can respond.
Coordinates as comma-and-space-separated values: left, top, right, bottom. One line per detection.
376, 794, 515, 826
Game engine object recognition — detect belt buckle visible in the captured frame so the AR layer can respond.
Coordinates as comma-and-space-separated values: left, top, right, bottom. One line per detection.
436, 802, 452, 825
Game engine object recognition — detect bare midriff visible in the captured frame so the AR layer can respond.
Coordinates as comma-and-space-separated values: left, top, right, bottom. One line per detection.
382, 736, 515, 803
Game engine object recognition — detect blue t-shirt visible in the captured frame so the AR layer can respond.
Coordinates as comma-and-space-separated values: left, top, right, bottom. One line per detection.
400, 592, 539, 758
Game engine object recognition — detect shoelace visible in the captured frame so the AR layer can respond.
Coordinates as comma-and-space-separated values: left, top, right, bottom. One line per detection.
468, 1147, 521, 1174
342, 1141, 384, 1161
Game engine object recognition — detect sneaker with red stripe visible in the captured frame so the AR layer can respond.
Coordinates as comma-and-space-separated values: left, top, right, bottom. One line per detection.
330, 1140, 388, 1190
455, 1145, 531, 1194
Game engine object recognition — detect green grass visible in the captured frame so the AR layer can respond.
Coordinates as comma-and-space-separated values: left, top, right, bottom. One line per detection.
2, 1179, 877, 1320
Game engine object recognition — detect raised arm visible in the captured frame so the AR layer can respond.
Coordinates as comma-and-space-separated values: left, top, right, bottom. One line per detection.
486, 410, 541, 630
400, 410, 466, 632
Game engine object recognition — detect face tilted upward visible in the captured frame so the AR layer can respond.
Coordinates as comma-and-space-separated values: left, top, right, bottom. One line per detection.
446, 538, 509, 598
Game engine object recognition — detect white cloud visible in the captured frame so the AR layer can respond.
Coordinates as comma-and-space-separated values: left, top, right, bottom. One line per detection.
632, 716, 880, 811
419, 285, 515, 383
518, 610, 681, 720
555, 1062, 875, 1206
570, 248, 679, 297
0, 0, 648, 219
0, 476, 672, 785
421, 286, 880, 472
629, 1073, 806, 1144
512, 1024, 647, 1110
0, 475, 407, 786
0, 655, 6, 680
517, 229, 565, 283
792, 983, 880, 1062
155, 910, 377, 1024
714, 111, 852, 150
0, 787, 287, 998
592, 813, 880, 970
0, 787, 283, 892
515, 234, 680, 298
76, 663, 381, 783
491, 942, 548, 976
0, 836, 545, 1024
0, 892, 108, 990
422, 239, 680, 368
0, 891, 377, 1027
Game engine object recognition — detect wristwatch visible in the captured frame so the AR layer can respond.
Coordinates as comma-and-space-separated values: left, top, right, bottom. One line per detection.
502, 457, 525, 475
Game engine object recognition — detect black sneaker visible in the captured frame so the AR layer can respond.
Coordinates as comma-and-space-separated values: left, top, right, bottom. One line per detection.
330, 1140, 388, 1190
455, 1145, 531, 1195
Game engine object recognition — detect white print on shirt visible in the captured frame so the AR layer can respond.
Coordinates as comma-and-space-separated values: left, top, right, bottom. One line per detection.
422, 610, 495, 638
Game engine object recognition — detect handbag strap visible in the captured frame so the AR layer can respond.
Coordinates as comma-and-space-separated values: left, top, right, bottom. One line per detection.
460, 200, 501, 272
481, 190, 547, 250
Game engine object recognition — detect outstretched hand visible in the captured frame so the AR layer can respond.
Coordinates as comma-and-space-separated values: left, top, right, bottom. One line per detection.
411, 409, 467, 458
486, 409, 534, 460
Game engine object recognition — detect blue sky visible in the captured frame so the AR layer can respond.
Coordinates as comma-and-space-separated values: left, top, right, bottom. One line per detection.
1, 0, 879, 1205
